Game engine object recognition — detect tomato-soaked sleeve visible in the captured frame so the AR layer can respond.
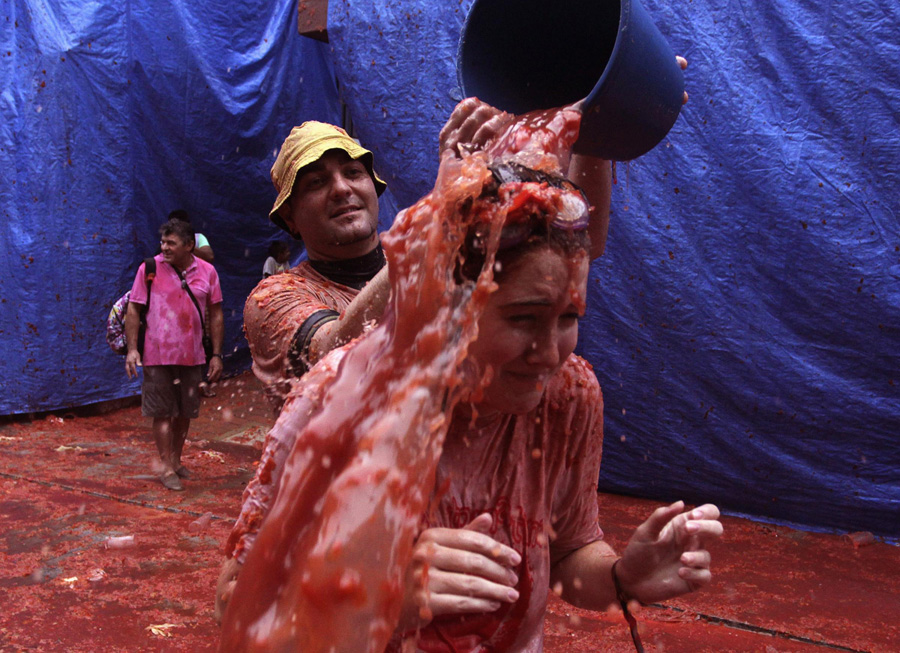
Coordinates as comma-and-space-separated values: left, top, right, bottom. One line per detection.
547, 355, 605, 565
225, 347, 347, 563
243, 262, 359, 409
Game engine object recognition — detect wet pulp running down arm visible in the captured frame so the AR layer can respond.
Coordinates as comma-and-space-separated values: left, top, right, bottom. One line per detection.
307, 264, 391, 365
218, 154, 503, 652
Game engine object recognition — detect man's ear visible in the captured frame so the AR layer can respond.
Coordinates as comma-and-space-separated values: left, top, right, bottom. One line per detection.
280, 203, 304, 241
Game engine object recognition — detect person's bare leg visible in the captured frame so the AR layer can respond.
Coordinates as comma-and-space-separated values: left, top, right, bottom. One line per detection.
153, 417, 183, 490
153, 417, 175, 471
172, 416, 191, 478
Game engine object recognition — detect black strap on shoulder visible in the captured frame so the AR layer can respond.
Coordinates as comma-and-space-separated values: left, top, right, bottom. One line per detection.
143, 257, 156, 312
135, 257, 157, 355
176, 266, 206, 331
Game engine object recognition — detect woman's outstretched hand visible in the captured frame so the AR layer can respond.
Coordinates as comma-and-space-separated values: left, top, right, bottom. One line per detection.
616, 501, 723, 604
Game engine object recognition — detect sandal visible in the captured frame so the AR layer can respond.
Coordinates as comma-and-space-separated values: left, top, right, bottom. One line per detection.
175, 465, 192, 479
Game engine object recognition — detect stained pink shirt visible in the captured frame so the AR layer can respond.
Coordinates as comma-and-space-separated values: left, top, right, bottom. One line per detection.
129, 254, 222, 366
243, 261, 360, 409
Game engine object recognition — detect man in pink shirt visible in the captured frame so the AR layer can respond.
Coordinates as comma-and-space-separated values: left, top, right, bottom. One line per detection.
125, 219, 224, 491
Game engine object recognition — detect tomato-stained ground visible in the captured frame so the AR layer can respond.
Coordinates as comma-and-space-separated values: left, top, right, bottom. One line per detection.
0, 372, 896, 652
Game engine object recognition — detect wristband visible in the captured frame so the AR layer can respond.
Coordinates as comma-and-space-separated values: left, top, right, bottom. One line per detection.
210, 353, 222, 359
611, 559, 645, 653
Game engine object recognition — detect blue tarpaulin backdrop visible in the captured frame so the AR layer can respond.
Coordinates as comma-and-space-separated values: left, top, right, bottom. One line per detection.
1, 0, 897, 538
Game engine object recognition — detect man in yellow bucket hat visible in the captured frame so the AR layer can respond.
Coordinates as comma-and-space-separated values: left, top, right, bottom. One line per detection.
242, 120, 393, 412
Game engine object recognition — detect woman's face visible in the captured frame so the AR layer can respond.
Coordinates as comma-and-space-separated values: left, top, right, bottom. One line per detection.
468, 245, 588, 416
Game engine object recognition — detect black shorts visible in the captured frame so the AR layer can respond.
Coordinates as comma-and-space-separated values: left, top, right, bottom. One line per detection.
141, 365, 203, 419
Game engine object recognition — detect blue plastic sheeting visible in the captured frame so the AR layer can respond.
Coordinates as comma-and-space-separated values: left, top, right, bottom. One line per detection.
0, 1, 399, 412
2, 0, 898, 537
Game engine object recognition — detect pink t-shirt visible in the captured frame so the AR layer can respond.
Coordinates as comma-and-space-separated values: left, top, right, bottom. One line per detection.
129, 254, 222, 366
226, 353, 604, 652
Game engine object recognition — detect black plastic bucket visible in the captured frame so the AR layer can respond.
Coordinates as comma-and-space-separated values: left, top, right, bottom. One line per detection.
457, 0, 684, 160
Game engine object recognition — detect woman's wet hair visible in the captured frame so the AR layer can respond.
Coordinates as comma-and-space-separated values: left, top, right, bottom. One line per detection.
456, 163, 590, 282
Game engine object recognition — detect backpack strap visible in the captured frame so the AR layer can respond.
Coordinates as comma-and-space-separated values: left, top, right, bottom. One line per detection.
175, 265, 214, 362
175, 266, 206, 331
129, 257, 158, 356
143, 257, 156, 311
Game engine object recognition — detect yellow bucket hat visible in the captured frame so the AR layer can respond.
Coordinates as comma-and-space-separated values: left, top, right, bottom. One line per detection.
269, 121, 387, 232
